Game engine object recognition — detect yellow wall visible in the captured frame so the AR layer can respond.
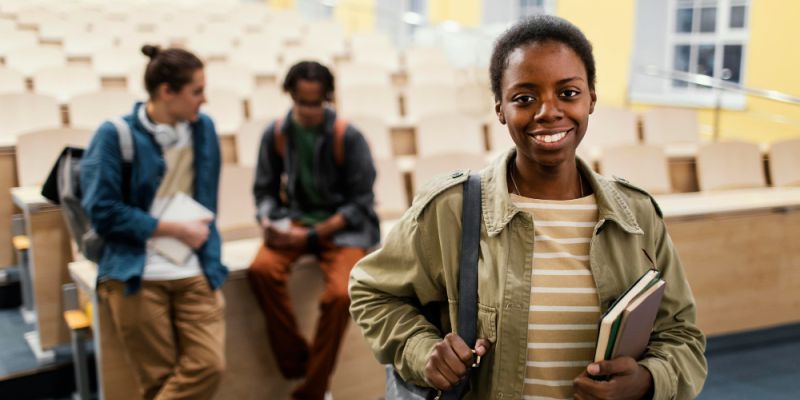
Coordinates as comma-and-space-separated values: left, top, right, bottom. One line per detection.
427, 0, 481, 28
334, 0, 376, 33
557, 0, 637, 108
628, 1, 800, 143
723, 0, 800, 142
267, 0, 295, 10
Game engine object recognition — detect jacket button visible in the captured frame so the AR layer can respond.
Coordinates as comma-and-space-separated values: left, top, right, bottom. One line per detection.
451, 171, 463, 178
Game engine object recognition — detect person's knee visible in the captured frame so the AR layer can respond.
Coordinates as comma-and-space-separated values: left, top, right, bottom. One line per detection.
198, 352, 226, 382
323, 283, 351, 308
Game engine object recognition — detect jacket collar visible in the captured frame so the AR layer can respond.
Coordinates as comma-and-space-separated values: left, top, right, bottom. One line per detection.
481, 148, 643, 237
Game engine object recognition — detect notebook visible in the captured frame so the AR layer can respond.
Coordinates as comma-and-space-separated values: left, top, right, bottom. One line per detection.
593, 269, 663, 362
609, 280, 666, 360
151, 192, 214, 265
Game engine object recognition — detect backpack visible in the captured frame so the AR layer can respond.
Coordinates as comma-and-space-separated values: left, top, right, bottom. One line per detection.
41, 118, 134, 263
273, 117, 348, 166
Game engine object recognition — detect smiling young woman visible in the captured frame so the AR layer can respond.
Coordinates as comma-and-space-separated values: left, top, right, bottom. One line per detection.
350, 15, 707, 400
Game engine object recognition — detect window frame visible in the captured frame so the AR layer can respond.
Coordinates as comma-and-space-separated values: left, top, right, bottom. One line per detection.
631, 0, 750, 109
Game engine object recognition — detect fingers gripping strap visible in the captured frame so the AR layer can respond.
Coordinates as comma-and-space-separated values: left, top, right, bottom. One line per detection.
110, 117, 134, 162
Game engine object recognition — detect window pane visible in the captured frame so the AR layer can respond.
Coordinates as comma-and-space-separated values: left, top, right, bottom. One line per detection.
723, 44, 743, 83
699, 7, 716, 32
673, 44, 691, 87
696, 44, 715, 77
676, 8, 693, 33
730, 5, 746, 28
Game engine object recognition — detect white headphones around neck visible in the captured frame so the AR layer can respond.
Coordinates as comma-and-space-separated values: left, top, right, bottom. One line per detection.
138, 105, 190, 148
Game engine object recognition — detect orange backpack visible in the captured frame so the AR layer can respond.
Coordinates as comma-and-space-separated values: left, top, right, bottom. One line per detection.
273, 117, 348, 166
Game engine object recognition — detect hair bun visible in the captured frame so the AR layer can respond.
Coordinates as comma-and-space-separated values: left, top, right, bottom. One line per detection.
141, 45, 161, 59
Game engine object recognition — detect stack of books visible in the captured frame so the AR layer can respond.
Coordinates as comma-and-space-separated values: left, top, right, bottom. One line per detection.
594, 269, 666, 362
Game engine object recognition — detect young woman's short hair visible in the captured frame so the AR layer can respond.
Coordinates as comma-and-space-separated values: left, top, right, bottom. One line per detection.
489, 15, 596, 100
282, 61, 335, 101
141, 45, 204, 98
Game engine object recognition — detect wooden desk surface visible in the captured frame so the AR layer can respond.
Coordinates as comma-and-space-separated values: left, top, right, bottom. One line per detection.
11, 185, 58, 213
656, 187, 800, 219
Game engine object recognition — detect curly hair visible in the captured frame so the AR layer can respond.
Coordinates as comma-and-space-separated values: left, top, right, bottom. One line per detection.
489, 15, 596, 101
141, 45, 204, 98
282, 61, 335, 101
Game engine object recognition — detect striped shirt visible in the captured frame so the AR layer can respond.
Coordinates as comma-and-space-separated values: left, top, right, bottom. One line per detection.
512, 193, 600, 400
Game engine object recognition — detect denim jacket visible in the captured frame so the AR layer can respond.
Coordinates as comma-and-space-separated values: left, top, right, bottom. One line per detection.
253, 108, 380, 249
350, 149, 707, 400
80, 102, 228, 294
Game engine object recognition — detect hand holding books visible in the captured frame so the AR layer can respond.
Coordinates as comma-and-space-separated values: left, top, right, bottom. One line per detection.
573, 357, 654, 400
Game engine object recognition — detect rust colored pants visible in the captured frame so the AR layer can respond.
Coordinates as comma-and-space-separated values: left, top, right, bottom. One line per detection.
248, 242, 365, 400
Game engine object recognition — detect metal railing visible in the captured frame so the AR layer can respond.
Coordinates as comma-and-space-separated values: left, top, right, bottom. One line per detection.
638, 66, 800, 140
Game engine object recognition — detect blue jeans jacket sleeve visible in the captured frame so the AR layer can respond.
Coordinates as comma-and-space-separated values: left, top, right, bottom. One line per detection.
80, 121, 158, 244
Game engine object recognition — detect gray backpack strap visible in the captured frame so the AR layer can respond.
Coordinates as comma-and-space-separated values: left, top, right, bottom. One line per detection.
109, 117, 134, 162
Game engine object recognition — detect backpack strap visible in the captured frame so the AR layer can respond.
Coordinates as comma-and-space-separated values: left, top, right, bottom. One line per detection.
441, 173, 482, 400
273, 117, 286, 160
273, 117, 348, 167
108, 117, 134, 201
332, 117, 347, 167
109, 117, 134, 162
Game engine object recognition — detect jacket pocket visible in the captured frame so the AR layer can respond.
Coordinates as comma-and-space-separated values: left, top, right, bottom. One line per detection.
477, 303, 498, 343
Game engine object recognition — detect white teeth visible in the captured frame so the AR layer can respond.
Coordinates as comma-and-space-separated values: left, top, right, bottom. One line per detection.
534, 131, 568, 143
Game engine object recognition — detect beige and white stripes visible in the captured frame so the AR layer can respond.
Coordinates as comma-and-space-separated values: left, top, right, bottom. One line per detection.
512, 193, 600, 400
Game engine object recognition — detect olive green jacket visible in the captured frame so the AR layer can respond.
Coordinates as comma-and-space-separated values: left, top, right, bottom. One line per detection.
349, 149, 707, 400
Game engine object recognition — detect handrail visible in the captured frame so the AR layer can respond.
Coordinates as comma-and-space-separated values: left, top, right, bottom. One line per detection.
639, 65, 800, 105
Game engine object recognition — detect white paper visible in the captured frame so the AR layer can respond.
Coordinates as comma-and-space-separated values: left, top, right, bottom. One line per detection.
151, 192, 215, 265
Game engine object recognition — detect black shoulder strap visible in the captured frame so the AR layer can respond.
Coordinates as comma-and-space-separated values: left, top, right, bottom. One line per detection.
441, 173, 482, 400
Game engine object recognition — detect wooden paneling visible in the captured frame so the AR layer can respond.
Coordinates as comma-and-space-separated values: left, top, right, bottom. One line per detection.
27, 207, 73, 348
667, 210, 800, 335
0, 148, 17, 268
80, 259, 385, 400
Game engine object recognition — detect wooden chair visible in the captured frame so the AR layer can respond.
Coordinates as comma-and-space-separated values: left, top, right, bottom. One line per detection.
599, 144, 672, 194
641, 107, 699, 145
217, 164, 259, 241
768, 138, 800, 187
347, 114, 393, 160
374, 158, 408, 221
15, 127, 93, 187
33, 65, 101, 103
0, 93, 62, 137
416, 112, 485, 157
68, 90, 138, 130
0, 67, 26, 94
235, 118, 270, 168
696, 141, 766, 191
404, 83, 460, 120
337, 83, 401, 123
248, 85, 292, 121
203, 88, 245, 135
5, 47, 66, 77
412, 153, 487, 196
580, 105, 639, 160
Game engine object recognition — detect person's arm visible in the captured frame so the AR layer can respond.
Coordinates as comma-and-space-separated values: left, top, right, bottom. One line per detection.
575, 207, 707, 400
334, 127, 376, 233
253, 121, 287, 224
349, 207, 445, 387
636, 216, 707, 400
80, 121, 158, 244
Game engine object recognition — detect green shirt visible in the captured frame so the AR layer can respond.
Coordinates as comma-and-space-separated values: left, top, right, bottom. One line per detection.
291, 118, 332, 225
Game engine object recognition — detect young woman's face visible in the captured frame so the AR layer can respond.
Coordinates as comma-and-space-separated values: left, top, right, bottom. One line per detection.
165, 68, 207, 122
496, 40, 596, 169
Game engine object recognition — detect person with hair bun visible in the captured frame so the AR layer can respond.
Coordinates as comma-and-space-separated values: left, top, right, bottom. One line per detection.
80, 45, 227, 400
249, 60, 379, 400
350, 15, 706, 399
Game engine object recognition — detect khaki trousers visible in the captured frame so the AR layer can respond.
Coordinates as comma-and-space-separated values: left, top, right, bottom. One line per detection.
248, 243, 365, 400
99, 275, 226, 400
